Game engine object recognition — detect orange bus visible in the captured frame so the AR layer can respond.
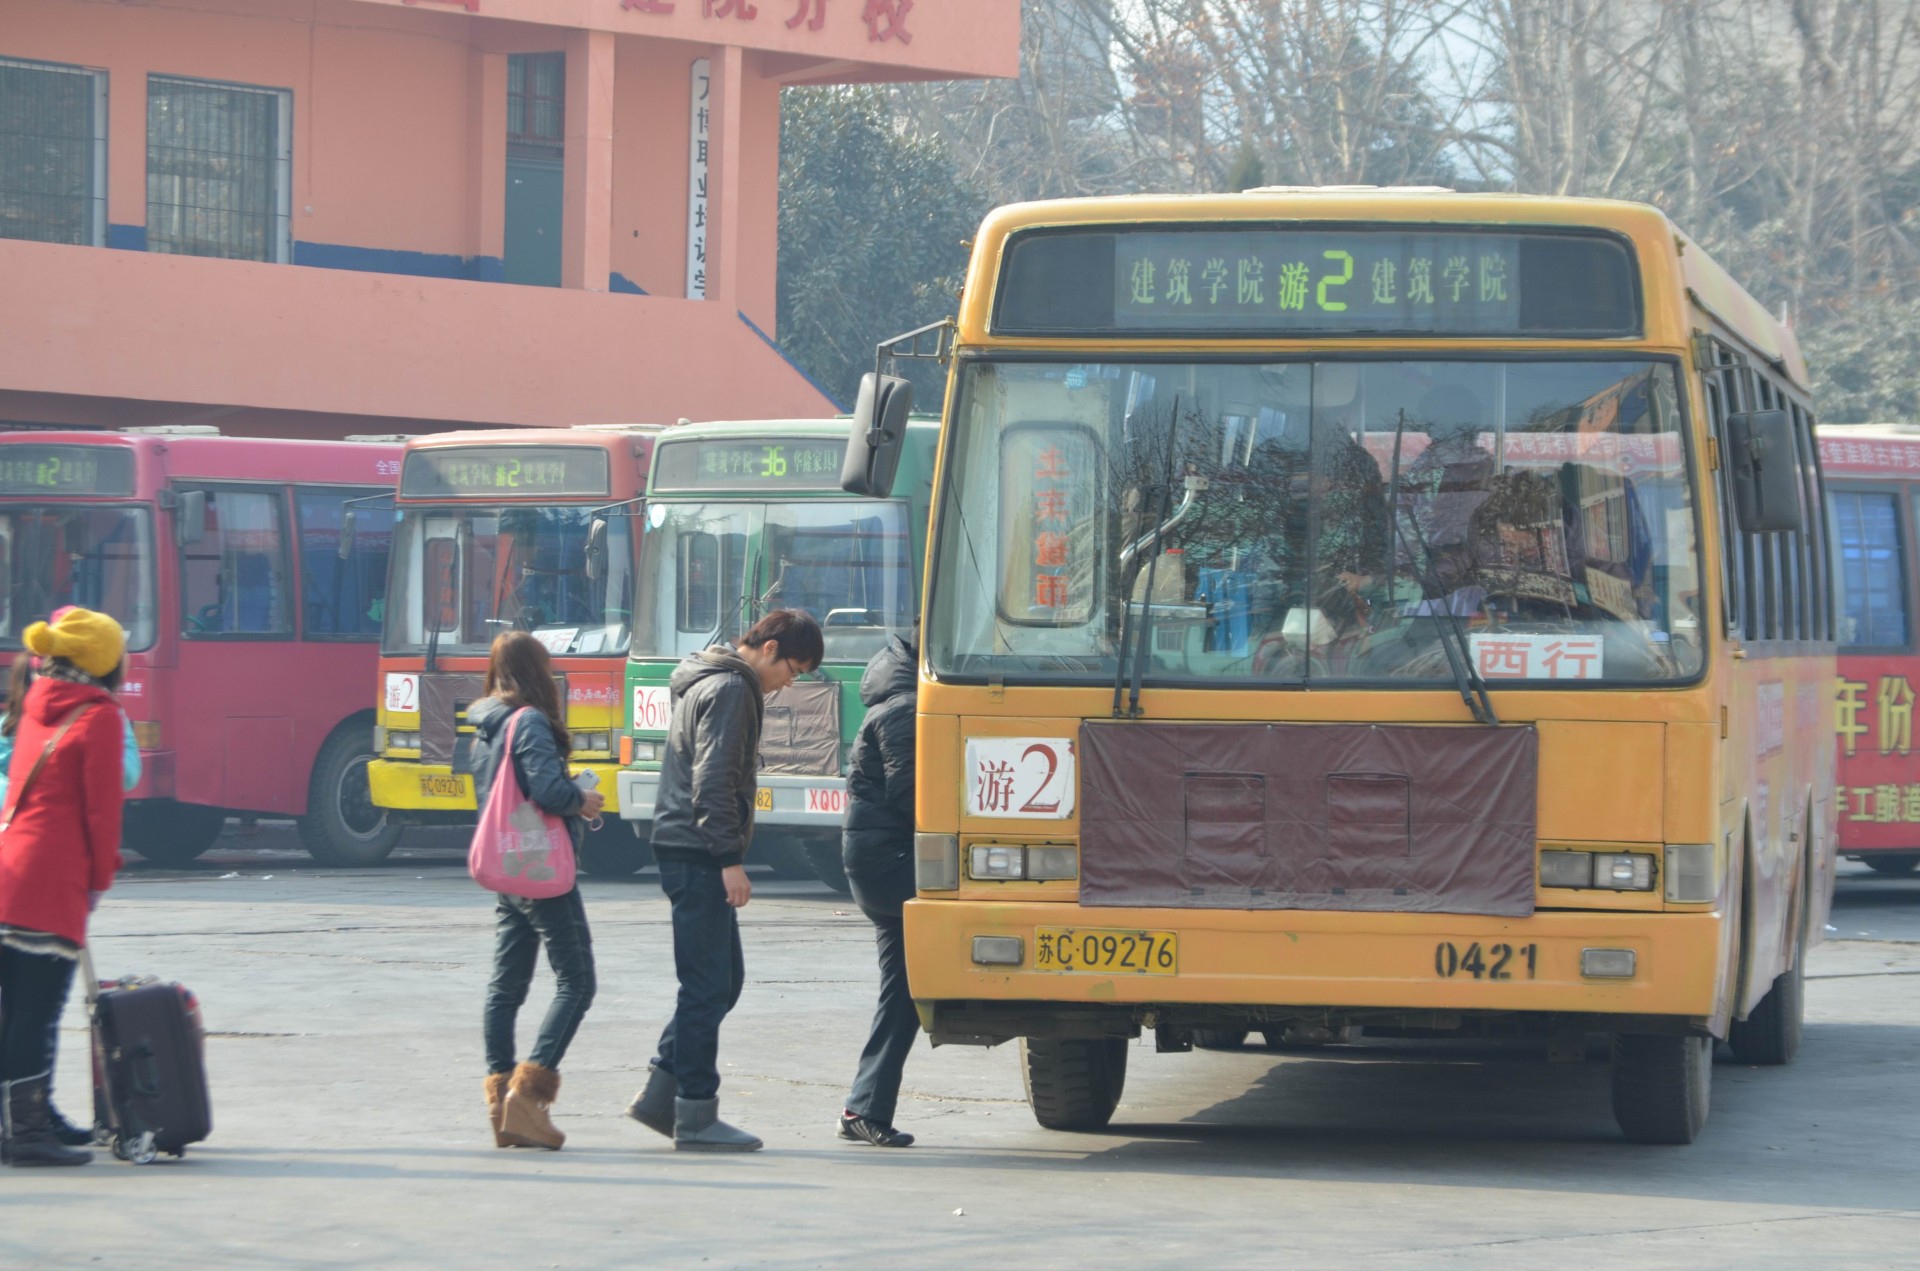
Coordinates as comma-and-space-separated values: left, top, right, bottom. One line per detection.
860, 191, 1836, 1144
367, 426, 661, 875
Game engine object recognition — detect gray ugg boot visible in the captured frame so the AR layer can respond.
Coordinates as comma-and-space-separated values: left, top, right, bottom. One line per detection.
625, 1064, 678, 1138
672, 1096, 762, 1152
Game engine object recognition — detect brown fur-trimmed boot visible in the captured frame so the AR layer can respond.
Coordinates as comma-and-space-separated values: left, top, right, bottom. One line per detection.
499, 1062, 565, 1150
483, 1072, 512, 1148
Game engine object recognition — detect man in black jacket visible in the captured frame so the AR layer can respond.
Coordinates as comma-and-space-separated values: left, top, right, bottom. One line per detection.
627, 609, 823, 1152
837, 634, 920, 1147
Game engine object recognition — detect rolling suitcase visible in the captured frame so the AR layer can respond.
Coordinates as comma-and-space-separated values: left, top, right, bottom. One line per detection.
82, 946, 212, 1164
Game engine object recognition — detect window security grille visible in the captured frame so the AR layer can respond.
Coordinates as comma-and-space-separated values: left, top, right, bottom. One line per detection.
146, 75, 291, 263
507, 53, 565, 160
0, 57, 107, 247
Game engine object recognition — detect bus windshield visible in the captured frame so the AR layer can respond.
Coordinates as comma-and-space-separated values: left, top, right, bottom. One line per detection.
0, 504, 156, 652
634, 499, 915, 665
383, 505, 634, 657
927, 358, 1704, 687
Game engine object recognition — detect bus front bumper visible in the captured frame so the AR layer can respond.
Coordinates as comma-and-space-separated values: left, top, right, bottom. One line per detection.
370, 759, 623, 815
617, 768, 848, 828
903, 900, 1727, 1041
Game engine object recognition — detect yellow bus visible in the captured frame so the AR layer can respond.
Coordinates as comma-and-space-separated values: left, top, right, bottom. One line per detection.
852, 190, 1836, 1145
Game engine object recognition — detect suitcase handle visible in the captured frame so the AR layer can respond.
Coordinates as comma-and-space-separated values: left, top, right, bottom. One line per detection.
129, 1042, 162, 1099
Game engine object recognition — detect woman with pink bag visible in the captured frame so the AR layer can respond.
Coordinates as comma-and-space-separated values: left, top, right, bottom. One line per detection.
467, 631, 602, 1151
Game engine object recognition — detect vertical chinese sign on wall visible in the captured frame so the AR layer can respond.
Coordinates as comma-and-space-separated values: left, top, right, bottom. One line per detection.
686, 58, 710, 299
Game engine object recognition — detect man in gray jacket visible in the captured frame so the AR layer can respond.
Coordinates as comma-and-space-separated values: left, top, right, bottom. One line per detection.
627, 609, 823, 1151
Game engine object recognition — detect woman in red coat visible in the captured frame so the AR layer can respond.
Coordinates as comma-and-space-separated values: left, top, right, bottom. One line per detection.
0, 607, 126, 1167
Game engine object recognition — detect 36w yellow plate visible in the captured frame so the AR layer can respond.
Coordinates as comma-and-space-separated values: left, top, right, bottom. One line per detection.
1034, 926, 1177, 975
754, 787, 774, 812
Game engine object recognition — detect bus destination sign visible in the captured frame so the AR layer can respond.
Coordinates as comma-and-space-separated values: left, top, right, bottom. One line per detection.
0, 445, 136, 497
993, 226, 1639, 338
652, 438, 848, 492
401, 447, 610, 499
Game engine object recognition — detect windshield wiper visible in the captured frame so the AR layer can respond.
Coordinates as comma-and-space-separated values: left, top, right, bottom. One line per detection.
1386, 408, 1498, 727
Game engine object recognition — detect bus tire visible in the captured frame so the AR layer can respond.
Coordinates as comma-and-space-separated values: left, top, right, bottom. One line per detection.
1863, 853, 1920, 875
1021, 1037, 1127, 1131
1191, 1028, 1248, 1050
805, 836, 853, 895
1728, 877, 1808, 1066
578, 823, 652, 876
298, 725, 402, 868
1610, 1032, 1711, 1145
126, 802, 227, 867
751, 832, 819, 881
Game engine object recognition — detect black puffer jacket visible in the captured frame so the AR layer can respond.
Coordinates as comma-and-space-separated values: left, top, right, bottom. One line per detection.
842, 635, 917, 870
467, 697, 587, 851
649, 645, 764, 868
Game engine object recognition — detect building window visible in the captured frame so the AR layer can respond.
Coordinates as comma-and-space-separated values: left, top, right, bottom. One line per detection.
147, 75, 291, 263
507, 53, 565, 160
0, 57, 106, 246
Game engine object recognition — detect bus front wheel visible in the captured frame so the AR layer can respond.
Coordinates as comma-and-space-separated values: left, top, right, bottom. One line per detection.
298, 726, 402, 868
1610, 1032, 1711, 1144
1021, 1037, 1128, 1131
126, 802, 227, 867
805, 835, 853, 895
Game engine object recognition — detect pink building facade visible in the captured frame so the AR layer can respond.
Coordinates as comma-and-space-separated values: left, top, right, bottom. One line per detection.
0, 0, 1018, 437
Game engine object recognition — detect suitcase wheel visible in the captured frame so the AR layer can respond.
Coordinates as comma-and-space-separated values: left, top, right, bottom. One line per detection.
113, 1130, 158, 1165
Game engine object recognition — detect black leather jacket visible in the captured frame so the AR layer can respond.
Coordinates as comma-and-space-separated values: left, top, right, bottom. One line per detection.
467, 697, 587, 851
842, 635, 916, 867
649, 646, 764, 868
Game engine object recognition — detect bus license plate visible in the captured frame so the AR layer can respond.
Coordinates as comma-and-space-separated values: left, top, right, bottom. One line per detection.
754, 787, 774, 812
420, 774, 466, 799
1034, 927, 1176, 976
1433, 941, 1538, 981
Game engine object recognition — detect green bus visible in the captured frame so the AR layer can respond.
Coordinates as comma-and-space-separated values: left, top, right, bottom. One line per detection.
617, 417, 940, 889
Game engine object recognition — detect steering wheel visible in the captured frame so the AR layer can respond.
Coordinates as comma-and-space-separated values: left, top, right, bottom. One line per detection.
186, 603, 223, 633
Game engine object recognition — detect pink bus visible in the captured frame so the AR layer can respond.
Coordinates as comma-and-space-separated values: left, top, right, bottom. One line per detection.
0, 431, 403, 866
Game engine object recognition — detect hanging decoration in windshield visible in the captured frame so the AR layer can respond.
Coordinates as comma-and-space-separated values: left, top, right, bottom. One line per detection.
400, 447, 610, 498
650, 438, 848, 492
0, 446, 135, 496
993, 226, 1639, 337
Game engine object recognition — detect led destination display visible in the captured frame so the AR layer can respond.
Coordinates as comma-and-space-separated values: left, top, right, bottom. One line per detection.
400, 447, 611, 498
0, 446, 135, 497
651, 438, 848, 492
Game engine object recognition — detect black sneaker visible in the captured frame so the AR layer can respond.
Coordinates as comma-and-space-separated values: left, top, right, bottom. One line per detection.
838, 1113, 914, 1147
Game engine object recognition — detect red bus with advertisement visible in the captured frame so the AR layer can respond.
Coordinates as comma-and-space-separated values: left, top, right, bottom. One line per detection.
366, 427, 662, 876
1820, 424, 1920, 874
0, 430, 404, 866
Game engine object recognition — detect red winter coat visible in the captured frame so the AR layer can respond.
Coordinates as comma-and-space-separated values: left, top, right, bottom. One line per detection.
0, 678, 124, 946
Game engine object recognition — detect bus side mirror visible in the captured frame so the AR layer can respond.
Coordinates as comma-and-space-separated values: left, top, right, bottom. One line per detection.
338, 508, 356, 560
584, 517, 608, 583
174, 489, 208, 547
1726, 410, 1803, 534
841, 373, 913, 498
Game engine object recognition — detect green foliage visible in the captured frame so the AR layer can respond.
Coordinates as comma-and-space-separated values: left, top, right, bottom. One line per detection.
776, 86, 987, 410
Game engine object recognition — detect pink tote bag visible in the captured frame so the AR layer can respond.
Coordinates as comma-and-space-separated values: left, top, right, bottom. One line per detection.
468, 709, 577, 899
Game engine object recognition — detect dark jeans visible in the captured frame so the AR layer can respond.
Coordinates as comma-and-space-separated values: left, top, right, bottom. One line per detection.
844, 845, 918, 1127
483, 888, 597, 1074
652, 858, 744, 1102
0, 945, 76, 1082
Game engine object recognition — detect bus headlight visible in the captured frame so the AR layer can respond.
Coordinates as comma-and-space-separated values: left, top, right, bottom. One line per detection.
1664, 843, 1718, 903
970, 845, 1024, 879
131, 721, 161, 751
1591, 853, 1655, 891
915, 833, 959, 891
1538, 851, 1593, 888
628, 741, 662, 763
386, 731, 421, 752
1025, 846, 1079, 881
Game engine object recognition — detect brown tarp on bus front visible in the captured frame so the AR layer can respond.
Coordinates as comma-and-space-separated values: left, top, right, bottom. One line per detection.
757, 680, 840, 776
1078, 721, 1538, 917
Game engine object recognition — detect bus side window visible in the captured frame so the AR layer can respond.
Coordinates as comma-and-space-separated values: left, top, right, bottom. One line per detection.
181, 488, 292, 638
1832, 491, 1909, 649
297, 489, 393, 639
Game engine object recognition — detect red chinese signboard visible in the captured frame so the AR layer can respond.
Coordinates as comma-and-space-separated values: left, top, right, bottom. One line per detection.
1836, 653, 1920, 850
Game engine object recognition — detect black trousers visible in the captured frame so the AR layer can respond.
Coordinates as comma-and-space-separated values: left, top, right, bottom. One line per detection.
0, 945, 76, 1083
483, 888, 597, 1074
844, 843, 918, 1126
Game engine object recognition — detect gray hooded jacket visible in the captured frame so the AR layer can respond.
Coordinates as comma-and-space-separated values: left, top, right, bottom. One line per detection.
649, 645, 764, 868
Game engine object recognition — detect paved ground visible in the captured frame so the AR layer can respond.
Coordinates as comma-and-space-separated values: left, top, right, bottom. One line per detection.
3, 831, 1917, 1269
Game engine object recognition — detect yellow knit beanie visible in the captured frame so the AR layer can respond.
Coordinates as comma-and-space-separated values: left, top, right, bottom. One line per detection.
23, 606, 126, 680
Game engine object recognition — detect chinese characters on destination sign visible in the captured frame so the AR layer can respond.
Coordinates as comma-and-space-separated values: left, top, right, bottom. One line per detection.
697, 442, 841, 481
966, 738, 1075, 819
1466, 632, 1604, 680
1114, 231, 1521, 333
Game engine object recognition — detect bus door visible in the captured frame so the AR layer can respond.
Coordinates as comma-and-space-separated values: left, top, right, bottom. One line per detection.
173, 483, 302, 814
